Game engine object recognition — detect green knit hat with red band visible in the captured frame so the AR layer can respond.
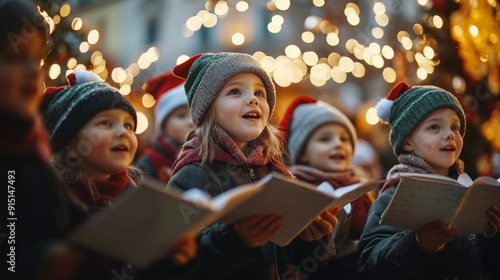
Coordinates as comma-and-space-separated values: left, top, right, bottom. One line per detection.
41, 70, 137, 153
172, 52, 276, 126
375, 81, 466, 156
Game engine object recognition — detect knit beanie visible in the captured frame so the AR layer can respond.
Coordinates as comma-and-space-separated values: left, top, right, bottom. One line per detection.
280, 96, 358, 164
0, 0, 48, 48
172, 52, 276, 126
143, 71, 189, 134
41, 70, 137, 153
376, 81, 466, 156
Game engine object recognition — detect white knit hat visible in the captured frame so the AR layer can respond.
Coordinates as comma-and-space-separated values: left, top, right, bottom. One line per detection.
154, 84, 188, 134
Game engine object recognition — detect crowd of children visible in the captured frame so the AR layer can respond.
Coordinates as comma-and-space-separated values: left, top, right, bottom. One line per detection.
1, 1, 500, 279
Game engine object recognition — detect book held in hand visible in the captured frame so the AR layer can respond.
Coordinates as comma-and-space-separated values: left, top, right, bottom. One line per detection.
69, 173, 383, 268
379, 173, 500, 235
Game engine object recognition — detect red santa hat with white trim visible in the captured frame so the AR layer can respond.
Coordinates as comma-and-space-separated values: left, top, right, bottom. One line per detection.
143, 71, 190, 135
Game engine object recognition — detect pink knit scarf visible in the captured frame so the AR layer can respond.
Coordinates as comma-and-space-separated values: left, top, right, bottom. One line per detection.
173, 126, 293, 178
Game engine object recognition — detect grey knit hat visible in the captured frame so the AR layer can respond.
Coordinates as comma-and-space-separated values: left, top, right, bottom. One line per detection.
172, 52, 276, 126
376, 81, 466, 155
41, 70, 137, 153
280, 96, 357, 164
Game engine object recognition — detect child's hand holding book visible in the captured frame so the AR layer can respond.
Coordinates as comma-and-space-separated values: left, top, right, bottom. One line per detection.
485, 205, 500, 238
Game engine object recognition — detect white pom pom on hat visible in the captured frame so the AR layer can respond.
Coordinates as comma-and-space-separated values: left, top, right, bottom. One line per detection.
67, 69, 102, 86
375, 98, 393, 124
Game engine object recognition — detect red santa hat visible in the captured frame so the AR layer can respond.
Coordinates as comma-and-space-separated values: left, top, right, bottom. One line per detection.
143, 71, 189, 135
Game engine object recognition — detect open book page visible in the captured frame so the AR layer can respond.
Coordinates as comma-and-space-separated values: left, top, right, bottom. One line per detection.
69, 178, 214, 268
316, 180, 384, 210
217, 173, 334, 246
451, 176, 500, 235
380, 173, 468, 231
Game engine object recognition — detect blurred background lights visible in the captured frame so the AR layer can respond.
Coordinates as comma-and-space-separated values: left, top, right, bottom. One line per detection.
49, 64, 61, 80
274, 0, 291, 11
284, 45, 301, 59
87, 29, 99, 45
79, 42, 89, 53
301, 31, 315, 43
59, 3, 70, 17
142, 93, 156, 108
71, 17, 82, 30
366, 107, 379, 125
135, 112, 148, 134
236, 1, 249, 12
232, 33, 245, 45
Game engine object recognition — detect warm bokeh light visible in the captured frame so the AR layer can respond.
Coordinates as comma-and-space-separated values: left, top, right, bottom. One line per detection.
268, 22, 282, 33
326, 32, 340, 46
311, 63, 331, 81
232, 33, 245, 45
275, 0, 291, 11
142, 93, 156, 108
49, 64, 61, 80
413, 23, 424, 35
111, 67, 127, 84
375, 14, 389, 26
416, 67, 428, 80
202, 13, 217, 28
431, 15, 443, 29
236, 1, 249, 12
469, 25, 479, 37
373, 2, 386, 15
87, 29, 99, 45
301, 31, 315, 43
214, 1, 229, 16
372, 27, 384, 39
331, 67, 347, 83
352, 62, 366, 78
67, 58, 77, 69
423, 46, 435, 58
339, 56, 354, 73
135, 112, 148, 134
313, 0, 325, 7
381, 45, 394, 59
146, 47, 160, 62
186, 16, 203, 31
383, 67, 396, 83
302, 51, 318, 66
119, 85, 131, 96
285, 45, 301, 59
79, 42, 89, 53
59, 3, 71, 17
366, 107, 379, 125
272, 15, 284, 25
71, 18, 82, 30
347, 13, 360, 26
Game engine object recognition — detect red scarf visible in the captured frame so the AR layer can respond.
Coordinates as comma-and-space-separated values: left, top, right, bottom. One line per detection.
0, 112, 51, 161
69, 171, 131, 208
288, 165, 367, 188
173, 126, 293, 178
143, 136, 177, 171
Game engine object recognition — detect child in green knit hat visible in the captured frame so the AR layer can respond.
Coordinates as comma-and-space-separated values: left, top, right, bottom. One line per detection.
358, 81, 500, 279
168, 52, 339, 279
41, 70, 198, 278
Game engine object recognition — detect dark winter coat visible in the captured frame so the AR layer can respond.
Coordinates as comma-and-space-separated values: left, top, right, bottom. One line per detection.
358, 178, 500, 280
137, 136, 178, 182
0, 113, 78, 280
168, 161, 336, 280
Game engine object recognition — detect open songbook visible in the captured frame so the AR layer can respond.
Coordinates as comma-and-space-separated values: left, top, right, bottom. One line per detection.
380, 173, 500, 235
70, 172, 383, 268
